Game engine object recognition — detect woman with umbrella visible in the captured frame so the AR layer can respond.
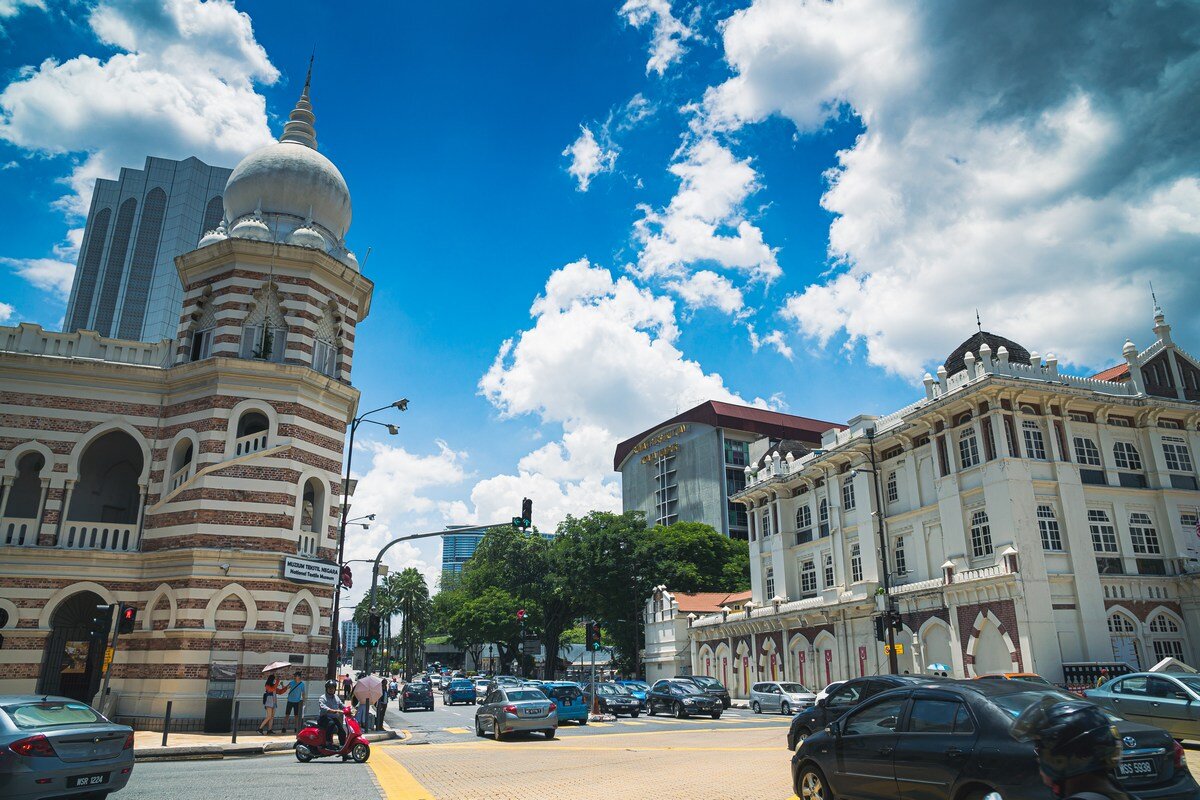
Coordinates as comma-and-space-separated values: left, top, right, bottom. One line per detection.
258, 662, 290, 735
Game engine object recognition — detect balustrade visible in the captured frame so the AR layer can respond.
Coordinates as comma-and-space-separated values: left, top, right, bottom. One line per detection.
1, 518, 39, 546
233, 430, 269, 456
61, 522, 138, 552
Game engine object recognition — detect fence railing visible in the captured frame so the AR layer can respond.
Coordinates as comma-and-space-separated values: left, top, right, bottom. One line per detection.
1, 518, 39, 547
233, 431, 269, 457
61, 522, 138, 552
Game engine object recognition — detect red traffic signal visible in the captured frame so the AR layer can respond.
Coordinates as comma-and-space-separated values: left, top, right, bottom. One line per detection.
117, 604, 137, 634
340, 565, 353, 589
516, 609, 527, 621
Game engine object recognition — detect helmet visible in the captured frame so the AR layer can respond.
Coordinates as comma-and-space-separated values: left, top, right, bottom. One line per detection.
1011, 697, 1121, 781
325, 679, 338, 692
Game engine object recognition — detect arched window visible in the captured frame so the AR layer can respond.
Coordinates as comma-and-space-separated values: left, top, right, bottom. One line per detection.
959, 428, 980, 469
819, 499, 828, 523
241, 282, 287, 363
64, 430, 144, 552
93, 197, 137, 337
313, 300, 340, 378
1108, 613, 1136, 634
234, 411, 270, 456
5, 452, 45, 518
1148, 613, 1185, 662
1113, 441, 1142, 470
300, 477, 325, 535
969, 510, 993, 558
1149, 614, 1179, 634
796, 505, 811, 531
169, 439, 193, 491
1037, 505, 1062, 551
67, 207, 111, 332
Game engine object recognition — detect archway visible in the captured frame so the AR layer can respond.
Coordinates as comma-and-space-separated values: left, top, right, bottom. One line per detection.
38, 591, 106, 701
921, 619, 954, 676
69, 431, 144, 524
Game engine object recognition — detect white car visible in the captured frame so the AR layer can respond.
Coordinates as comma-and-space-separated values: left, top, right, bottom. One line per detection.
815, 680, 846, 703
430, 674, 443, 689
474, 678, 491, 699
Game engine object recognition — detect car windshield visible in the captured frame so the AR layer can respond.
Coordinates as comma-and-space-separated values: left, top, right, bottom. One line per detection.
450, 680, 471, 688
596, 684, 628, 696
624, 681, 649, 691
780, 683, 809, 694
675, 683, 705, 695
991, 690, 1122, 723
691, 676, 724, 690
1176, 676, 1200, 694
506, 690, 546, 702
4, 701, 104, 730
1012, 675, 1052, 685
546, 686, 582, 701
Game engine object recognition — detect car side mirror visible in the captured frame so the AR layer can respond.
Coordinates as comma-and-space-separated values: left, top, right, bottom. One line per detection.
826, 720, 840, 737
1175, 691, 1190, 702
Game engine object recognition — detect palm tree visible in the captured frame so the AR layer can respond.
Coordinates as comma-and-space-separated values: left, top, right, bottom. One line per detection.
388, 568, 432, 680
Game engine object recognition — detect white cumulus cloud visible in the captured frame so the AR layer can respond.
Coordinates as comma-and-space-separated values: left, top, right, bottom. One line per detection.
0, 301, 14, 324
1, 257, 75, 298
563, 125, 618, 192
619, 0, 697, 76
666, 269, 744, 315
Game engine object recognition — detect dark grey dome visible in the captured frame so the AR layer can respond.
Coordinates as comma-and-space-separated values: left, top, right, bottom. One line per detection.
945, 331, 1031, 376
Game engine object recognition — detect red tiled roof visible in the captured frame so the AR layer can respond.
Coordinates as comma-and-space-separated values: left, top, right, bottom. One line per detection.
613, 400, 844, 470
1091, 363, 1130, 382
672, 590, 752, 614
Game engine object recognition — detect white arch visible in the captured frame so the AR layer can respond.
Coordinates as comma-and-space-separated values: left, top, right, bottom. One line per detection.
1145, 605, 1186, 631
285, 588, 320, 636
39, 581, 118, 628
224, 399, 279, 456
813, 630, 838, 683
965, 609, 1020, 677
2, 440, 56, 479
0, 597, 18, 628
66, 420, 152, 483
697, 644, 715, 678
142, 583, 178, 632
204, 583, 258, 631
293, 469, 331, 535
161, 428, 200, 494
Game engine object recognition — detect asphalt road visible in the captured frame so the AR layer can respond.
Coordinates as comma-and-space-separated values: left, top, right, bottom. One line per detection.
119, 752, 381, 799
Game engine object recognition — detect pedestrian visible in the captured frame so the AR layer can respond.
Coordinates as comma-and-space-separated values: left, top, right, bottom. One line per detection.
342, 673, 353, 701
258, 673, 281, 734
375, 689, 388, 731
1011, 697, 1131, 800
284, 670, 305, 733
1094, 667, 1109, 688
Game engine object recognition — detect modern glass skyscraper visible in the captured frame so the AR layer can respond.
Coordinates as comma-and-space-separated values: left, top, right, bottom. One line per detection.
64, 156, 232, 343
441, 525, 555, 574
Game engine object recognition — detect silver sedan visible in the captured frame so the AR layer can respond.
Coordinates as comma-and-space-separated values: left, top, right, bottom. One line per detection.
0, 695, 134, 799
1085, 671, 1200, 741
475, 687, 558, 740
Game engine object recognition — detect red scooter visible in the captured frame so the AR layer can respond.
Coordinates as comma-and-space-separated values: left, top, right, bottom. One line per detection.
295, 705, 370, 763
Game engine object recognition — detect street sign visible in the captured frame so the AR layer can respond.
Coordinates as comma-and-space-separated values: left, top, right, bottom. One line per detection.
883, 643, 906, 656
103, 646, 114, 673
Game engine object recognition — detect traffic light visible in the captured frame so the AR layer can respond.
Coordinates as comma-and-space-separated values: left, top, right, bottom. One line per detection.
521, 497, 533, 529
873, 616, 886, 643
585, 621, 602, 651
366, 613, 382, 648
118, 604, 137, 634
516, 609, 527, 622
340, 565, 353, 589
90, 605, 114, 638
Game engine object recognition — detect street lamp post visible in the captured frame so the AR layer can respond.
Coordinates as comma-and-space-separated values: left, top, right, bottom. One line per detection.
326, 399, 408, 679
861, 427, 899, 674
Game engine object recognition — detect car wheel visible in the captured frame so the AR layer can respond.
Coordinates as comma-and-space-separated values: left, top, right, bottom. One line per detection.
674, 702, 688, 719
295, 744, 313, 763
781, 701, 791, 716
579, 718, 588, 726
751, 701, 761, 714
493, 718, 504, 741
798, 764, 829, 800
475, 719, 485, 737
545, 728, 556, 739
351, 743, 370, 763
631, 710, 640, 719
792, 727, 811, 750
647, 702, 657, 716
711, 711, 721, 720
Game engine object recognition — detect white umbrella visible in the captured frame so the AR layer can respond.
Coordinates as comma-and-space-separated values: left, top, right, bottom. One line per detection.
927, 663, 951, 673
353, 674, 384, 704
261, 661, 291, 674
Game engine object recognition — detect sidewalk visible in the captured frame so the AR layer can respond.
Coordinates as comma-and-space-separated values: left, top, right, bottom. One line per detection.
132, 727, 402, 761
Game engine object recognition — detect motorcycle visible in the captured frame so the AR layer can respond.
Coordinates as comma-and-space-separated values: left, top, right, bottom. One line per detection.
295, 705, 371, 763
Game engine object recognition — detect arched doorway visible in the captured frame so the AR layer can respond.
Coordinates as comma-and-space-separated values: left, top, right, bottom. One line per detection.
70, 431, 144, 523
39, 591, 106, 702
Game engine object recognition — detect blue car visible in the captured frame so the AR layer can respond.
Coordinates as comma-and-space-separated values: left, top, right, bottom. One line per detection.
541, 682, 589, 724
442, 678, 476, 705
617, 680, 649, 708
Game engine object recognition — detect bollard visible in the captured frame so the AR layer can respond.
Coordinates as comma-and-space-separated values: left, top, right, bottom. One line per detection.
161, 700, 172, 747
231, 700, 240, 744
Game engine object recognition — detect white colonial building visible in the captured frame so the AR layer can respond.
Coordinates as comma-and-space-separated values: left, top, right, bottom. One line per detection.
677, 311, 1200, 698
0, 71, 372, 728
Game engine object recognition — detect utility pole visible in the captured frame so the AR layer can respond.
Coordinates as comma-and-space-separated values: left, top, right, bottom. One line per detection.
867, 428, 899, 675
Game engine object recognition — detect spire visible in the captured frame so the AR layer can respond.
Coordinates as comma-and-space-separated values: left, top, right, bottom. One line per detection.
975, 308, 982, 334
280, 56, 317, 149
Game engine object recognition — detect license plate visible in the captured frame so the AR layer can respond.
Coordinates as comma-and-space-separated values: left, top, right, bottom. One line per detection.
70, 773, 109, 788
523, 707, 539, 716
1119, 759, 1157, 778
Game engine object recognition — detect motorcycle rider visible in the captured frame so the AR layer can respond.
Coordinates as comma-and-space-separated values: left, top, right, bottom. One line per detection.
1011, 697, 1132, 800
318, 679, 347, 754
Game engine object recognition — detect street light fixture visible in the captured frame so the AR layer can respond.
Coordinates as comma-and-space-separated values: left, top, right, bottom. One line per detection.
857, 427, 899, 675
326, 399, 410, 679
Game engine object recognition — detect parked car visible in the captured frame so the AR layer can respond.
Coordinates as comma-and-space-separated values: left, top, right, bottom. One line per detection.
787, 674, 935, 749
975, 672, 1053, 685
400, 681, 434, 711
442, 678, 477, 706
751, 681, 817, 715
673, 675, 732, 708
582, 682, 641, 717
487, 675, 524, 692
815, 680, 846, 704
616, 680, 650, 708
474, 678, 491, 700
791, 680, 1200, 800
541, 682, 589, 725
1086, 671, 1200, 741
0, 695, 135, 800
646, 680, 722, 719
475, 687, 558, 740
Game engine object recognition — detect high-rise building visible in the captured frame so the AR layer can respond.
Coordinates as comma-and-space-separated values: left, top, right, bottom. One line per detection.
64, 156, 231, 343
441, 525, 555, 574
341, 619, 361, 656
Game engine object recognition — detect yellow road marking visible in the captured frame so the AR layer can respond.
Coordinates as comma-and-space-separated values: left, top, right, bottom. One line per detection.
619, 720, 648, 725
368, 748, 436, 800
443, 727, 470, 734
418, 725, 780, 745
586, 721, 612, 727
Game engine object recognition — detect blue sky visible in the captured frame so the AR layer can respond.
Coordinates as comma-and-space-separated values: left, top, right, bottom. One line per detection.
2, 0, 1198, 593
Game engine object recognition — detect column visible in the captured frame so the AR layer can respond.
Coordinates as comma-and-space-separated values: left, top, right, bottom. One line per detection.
134, 484, 148, 549
990, 411, 1011, 458
56, 480, 76, 543
34, 478, 49, 545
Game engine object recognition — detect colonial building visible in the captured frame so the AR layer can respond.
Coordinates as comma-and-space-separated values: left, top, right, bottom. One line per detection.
0, 71, 372, 727
615, 401, 842, 539
671, 311, 1199, 698
642, 588, 750, 683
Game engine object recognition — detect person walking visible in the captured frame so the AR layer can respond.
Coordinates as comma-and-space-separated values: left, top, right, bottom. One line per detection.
258, 673, 282, 735
342, 674, 353, 702
1011, 697, 1132, 800
283, 671, 305, 733
1094, 667, 1110, 688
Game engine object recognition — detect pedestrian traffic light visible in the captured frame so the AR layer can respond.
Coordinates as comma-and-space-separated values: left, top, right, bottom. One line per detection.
585, 621, 602, 651
873, 615, 886, 643
117, 604, 137, 634
366, 613, 382, 648
90, 605, 114, 638
340, 565, 353, 590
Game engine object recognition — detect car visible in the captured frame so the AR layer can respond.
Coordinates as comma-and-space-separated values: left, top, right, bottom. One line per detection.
541, 682, 589, 725
474, 678, 491, 700
1086, 671, 1200, 741
475, 686, 558, 740
616, 680, 650, 708
751, 681, 817, 715
582, 682, 641, 717
443, 678, 476, 705
429, 674, 443, 689
0, 694, 135, 800
645, 679, 722, 719
975, 672, 1054, 686
400, 681, 434, 711
672, 675, 731, 708
487, 675, 524, 692
815, 680, 846, 704
791, 680, 1200, 800
787, 674, 936, 749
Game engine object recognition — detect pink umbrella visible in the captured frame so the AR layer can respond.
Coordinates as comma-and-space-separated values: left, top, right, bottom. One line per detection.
353, 675, 384, 704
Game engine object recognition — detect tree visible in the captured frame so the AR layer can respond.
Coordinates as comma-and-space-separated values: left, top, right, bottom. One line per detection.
387, 568, 431, 679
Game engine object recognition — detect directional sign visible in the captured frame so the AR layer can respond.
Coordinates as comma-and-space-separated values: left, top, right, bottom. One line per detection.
883, 643, 906, 656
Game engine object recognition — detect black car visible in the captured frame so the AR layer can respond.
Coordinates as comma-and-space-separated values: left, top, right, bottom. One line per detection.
673, 675, 732, 708
646, 679, 722, 719
791, 680, 1200, 800
788, 674, 935, 749
400, 681, 434, 711
582, 682, 642, 717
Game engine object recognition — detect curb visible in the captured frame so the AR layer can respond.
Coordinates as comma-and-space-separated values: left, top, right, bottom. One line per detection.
134, 729, 400, 762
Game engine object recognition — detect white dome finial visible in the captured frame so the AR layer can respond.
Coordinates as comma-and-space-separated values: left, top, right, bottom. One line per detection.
280, 56, 318, 149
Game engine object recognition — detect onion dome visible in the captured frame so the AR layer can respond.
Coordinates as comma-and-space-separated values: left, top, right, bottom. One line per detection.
198, 224, 228, 248
944, 331, 1031, 376
229, 212, 271, 241
288, 215, 327, 249
221, 60, 354, 263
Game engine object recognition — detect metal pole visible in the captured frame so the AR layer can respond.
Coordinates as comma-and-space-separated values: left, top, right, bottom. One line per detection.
327, 417, 359, 679
97, 605, 120, 713
590, 625, 598, 714
161, 701, 172, 747
231, 700, 240, 743
867, 428, 899, 675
